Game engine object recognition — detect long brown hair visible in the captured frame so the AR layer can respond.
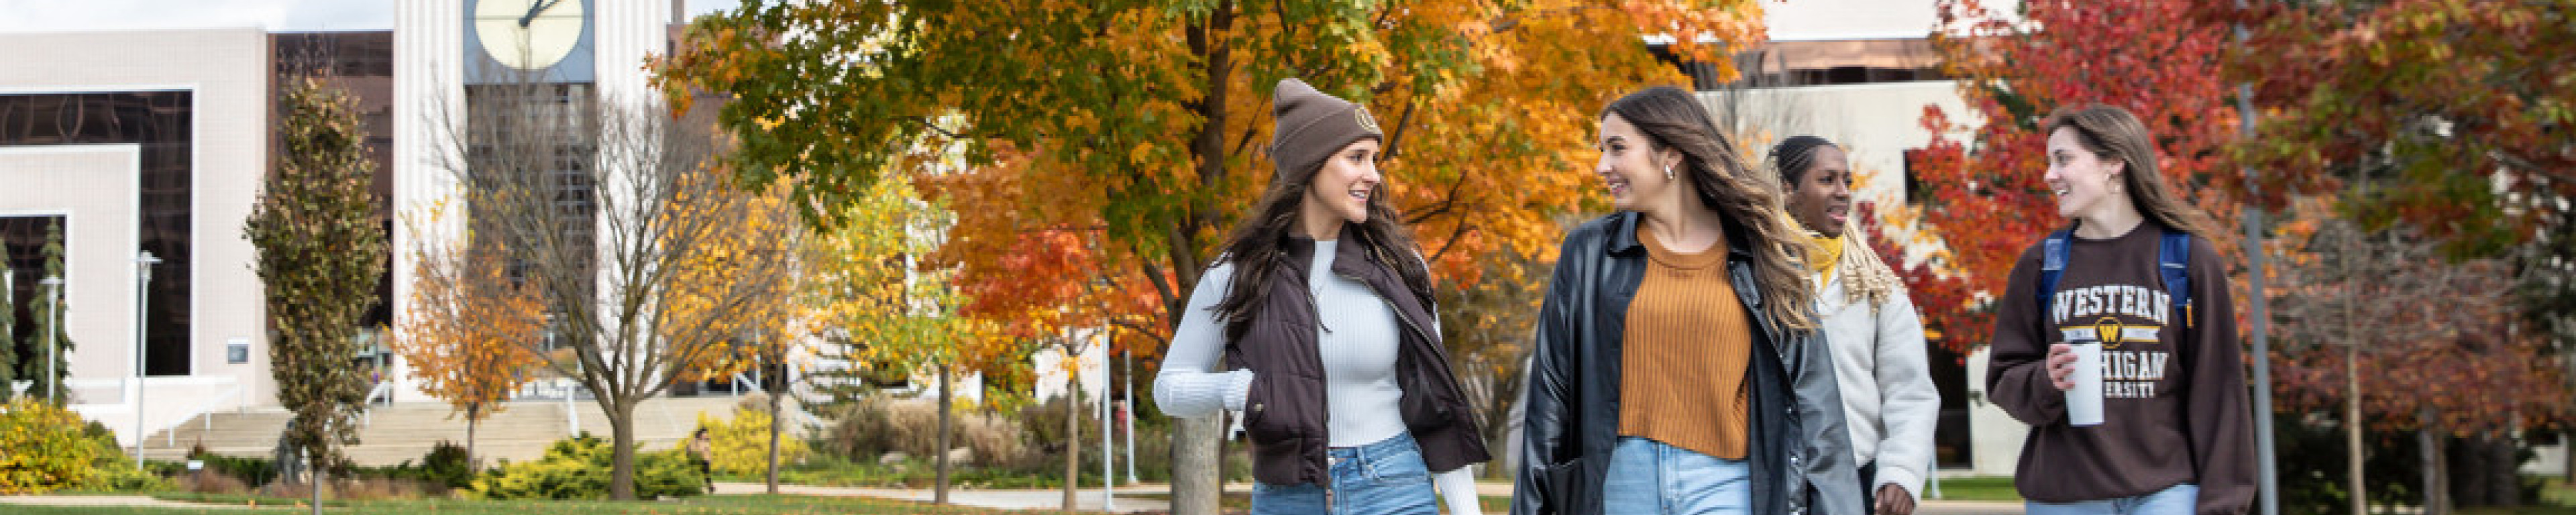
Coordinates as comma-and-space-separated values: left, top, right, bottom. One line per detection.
2045, 105, 2221, 237
1605, 87, 1817, 331
1211, 141, 1434, 341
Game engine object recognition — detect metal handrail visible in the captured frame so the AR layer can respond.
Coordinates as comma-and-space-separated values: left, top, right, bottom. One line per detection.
165, 383, 242, 448
359, 381, 394, 426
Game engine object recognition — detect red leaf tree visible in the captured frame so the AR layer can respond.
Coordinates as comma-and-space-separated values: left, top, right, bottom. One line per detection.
1898, 0, 2249, 352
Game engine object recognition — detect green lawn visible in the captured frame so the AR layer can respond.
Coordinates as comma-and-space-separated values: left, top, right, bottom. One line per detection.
2546, 477, 2576, 506
2463, 508, 2576, 515
1925, 476, 2021, 502
0, 494, 1097, 514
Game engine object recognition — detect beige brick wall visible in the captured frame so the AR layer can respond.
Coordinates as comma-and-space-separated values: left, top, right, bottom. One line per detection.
0, 28, 276, 420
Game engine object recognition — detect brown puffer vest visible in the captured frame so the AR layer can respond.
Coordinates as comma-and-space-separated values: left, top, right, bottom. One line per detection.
1222, 235, 1489, 486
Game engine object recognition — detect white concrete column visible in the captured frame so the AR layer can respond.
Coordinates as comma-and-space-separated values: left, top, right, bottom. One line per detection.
392, 0, 469, 404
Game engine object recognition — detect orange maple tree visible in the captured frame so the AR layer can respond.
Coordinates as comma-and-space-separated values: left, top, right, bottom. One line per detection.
657, 0, 1766, 352
392, 227, 547, 471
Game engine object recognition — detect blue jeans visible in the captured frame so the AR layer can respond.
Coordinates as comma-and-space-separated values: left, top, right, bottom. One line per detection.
2025, 483, 2200, 515
1250, 433, 1438, 515
1601, 437, 1753, 515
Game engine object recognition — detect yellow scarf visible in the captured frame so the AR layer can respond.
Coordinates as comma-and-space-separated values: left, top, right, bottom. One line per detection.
1807, 233, 1845, 282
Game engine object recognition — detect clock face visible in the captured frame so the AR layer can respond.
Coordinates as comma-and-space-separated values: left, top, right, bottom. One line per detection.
474, 0, 586, 71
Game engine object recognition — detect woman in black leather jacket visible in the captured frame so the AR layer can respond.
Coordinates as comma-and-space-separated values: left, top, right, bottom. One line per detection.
1510, 86, 1863, 515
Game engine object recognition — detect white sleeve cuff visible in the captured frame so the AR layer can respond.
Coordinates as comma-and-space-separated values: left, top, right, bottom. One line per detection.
1875, 467, 1926, 502
1433, 467, 1482, 514
1220, 369, 1255, 411
1151, 368, 1257, 418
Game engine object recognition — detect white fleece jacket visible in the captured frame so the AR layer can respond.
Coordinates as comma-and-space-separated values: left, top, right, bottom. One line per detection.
1815, 270, 1941, 501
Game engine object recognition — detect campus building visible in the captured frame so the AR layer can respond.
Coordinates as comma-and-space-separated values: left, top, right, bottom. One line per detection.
0, 2, 757, 462
0, 26, 287, 445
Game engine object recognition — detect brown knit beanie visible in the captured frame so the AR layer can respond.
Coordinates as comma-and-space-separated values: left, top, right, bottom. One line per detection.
1268, 78, 1383, 188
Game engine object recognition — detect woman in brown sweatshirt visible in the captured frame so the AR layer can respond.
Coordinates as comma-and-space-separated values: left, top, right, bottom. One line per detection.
1986, 105, 2257, 515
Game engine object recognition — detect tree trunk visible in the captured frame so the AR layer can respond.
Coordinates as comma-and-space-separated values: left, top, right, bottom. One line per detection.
934, 364, 953, 504
2433, 433, 2453, 515
311, 453, 325, 515
1172, 5, 1237, 513
468, 409, 480, 473
610, 400, 638, 500
311, 418, 325, 515
1173, 416, 1223, 515
2418, 410, 2447, 515
1065, 382, 1081, 510
767, 380, 783, 494
2347, 345, 2365, 515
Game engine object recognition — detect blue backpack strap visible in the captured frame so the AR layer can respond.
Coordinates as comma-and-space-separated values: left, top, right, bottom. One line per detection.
2159, 228, 2194, 328
2037, 229, 2073, 319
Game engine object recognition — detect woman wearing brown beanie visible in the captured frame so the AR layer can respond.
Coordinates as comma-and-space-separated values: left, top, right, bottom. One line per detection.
1152, 78, 1489, 515
1513, 86, 1862, 515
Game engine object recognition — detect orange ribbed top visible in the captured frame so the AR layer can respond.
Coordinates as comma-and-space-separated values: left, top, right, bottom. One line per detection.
1618, 225, 1754, 460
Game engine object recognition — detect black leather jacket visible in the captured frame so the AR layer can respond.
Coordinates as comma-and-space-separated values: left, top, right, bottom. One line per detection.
1511, 212, 1863, 515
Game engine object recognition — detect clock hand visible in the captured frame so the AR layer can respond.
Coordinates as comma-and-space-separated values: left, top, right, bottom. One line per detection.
519, 0, 561, 27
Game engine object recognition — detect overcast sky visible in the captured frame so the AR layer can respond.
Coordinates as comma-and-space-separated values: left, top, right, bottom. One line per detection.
0, 0, 741, 33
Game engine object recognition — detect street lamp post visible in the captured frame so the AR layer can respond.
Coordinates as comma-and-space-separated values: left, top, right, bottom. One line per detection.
1124, 347, 1137, 484
133, 251, 160, 469
42, 276, 62, 404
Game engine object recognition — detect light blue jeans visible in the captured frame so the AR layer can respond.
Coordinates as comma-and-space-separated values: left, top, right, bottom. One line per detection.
1601, 436, 1753, 515
1250, 433, 1438, 515
2025, 483, 2200, 515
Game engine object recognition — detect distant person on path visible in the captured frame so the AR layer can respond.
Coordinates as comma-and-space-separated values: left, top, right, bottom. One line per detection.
1511, 86, 1860, 515
1151, 78, 1489, 515
688, 427, 714, 488
1772, 135, 1938, 515
1984, 105, 2257, 515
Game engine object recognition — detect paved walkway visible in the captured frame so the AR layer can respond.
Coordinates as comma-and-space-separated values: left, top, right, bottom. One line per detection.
0, 494, 268, 510
711, 481, 2028, 514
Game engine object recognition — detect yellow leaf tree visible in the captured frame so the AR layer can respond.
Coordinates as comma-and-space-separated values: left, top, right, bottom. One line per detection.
802, 172, 1023, 502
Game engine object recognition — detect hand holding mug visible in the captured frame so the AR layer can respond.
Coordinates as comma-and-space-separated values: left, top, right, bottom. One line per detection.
2044, 343, 2078, 391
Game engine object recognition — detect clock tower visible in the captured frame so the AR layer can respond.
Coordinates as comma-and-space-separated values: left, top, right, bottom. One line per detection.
395, 0, 669, 405
464, 0, 595, 84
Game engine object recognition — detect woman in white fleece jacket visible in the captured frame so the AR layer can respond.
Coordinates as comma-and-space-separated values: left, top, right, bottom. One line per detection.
1770, 135, 1941, 515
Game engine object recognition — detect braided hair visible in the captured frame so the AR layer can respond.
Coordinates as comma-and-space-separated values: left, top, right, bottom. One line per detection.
1766, 135, 1905, 308
1767, 135, 1839, 188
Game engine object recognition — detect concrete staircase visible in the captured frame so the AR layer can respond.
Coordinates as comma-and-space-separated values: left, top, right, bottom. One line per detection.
141, 395, 749, 467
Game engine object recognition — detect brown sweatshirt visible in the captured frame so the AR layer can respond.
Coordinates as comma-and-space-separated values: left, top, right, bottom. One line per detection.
1986, 224, 2256, 515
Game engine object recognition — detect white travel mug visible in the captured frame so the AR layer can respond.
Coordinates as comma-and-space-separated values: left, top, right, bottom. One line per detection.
2065, 341, 2104, 426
